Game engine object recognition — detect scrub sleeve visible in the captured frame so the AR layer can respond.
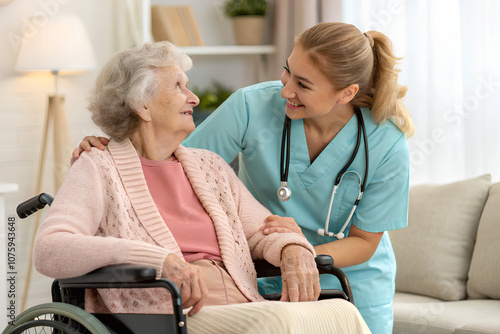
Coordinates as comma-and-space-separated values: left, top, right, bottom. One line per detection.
184, 81, 410, 334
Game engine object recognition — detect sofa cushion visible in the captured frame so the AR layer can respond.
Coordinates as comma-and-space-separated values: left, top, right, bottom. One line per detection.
393, 291, 443, 304
455, 318, 500, 334
467, 181, 500, 299
390, 174, 491, 301
393, 298, 500, 334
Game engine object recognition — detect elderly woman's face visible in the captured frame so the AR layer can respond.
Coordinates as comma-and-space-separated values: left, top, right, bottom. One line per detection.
147, 65, 199, 138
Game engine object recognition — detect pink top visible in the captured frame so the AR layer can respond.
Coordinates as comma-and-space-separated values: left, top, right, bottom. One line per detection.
140, 156, 222, 262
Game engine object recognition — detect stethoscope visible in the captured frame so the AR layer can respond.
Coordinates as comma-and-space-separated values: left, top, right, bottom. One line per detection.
277, 107, 369, 239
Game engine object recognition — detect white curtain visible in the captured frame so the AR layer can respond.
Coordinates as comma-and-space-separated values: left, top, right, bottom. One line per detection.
270, 0, 343, 79
114, 0, 149, 50
340, 0, 500, 184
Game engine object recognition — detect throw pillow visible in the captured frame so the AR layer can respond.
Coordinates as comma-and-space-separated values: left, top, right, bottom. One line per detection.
390, 174, 491, 301
467, 181, 500, 299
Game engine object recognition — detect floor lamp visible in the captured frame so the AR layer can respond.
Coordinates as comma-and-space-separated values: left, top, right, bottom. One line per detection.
15, 14, 96, 312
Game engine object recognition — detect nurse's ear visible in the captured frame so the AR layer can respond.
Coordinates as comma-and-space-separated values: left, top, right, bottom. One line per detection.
337, 84, 359, 105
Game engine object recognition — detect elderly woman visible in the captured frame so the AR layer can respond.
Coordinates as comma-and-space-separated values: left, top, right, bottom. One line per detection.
33, 42, 370, 333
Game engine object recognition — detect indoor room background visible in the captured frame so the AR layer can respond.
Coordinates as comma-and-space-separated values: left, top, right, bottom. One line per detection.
0, 0, 499, 327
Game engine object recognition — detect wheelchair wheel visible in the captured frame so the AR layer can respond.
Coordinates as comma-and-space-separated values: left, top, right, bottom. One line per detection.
2, 303, 111, 334
8, 319, 81, 334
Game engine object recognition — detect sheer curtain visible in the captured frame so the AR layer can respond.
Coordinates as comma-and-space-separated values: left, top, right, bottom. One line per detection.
341, 0, 500, 184
270, 0, 343, 79
114, 0, 148, 50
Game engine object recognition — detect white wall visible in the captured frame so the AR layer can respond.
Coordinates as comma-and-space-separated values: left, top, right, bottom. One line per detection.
0, 0, 273, 319
0, 0, 116, 316
152, 0, 278, 89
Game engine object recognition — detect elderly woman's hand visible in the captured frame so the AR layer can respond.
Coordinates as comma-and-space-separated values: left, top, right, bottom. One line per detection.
280, 245, 320, 302
70, 136, 109, 165
162, 254, 208, 316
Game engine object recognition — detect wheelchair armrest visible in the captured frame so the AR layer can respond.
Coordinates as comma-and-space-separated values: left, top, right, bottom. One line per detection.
58, 264, 157, 285
255, 254, 340, 278
255, 254, 354, 304
55, 264, 187, 334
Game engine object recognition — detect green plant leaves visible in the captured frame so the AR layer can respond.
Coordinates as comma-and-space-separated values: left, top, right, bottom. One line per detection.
224, 0, 266, 17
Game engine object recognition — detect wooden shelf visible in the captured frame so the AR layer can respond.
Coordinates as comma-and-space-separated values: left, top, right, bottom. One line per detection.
0, 182, 18, 193
177, 45, 276, 56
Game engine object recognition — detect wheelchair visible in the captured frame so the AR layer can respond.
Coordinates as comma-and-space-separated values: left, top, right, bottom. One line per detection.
3, 193, 354, 334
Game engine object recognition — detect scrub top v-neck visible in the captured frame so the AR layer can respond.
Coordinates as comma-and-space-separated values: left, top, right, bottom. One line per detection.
183, 80, 410, 311
289, 112, 360, 189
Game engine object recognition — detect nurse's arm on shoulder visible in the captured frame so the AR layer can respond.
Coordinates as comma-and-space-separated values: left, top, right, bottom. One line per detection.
71, 84, 251, 165
71, 136, 108, 165
262, 215, 382, 268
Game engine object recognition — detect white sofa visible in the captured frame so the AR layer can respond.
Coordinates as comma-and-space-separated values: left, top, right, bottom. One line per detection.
390, 174, 500, 334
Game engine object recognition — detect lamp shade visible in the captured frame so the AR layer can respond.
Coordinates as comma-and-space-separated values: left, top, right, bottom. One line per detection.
15, 15, 96, 73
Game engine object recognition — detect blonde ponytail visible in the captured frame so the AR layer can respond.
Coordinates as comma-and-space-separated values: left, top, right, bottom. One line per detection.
358, 31, 414, 137
297, 23, 415, 138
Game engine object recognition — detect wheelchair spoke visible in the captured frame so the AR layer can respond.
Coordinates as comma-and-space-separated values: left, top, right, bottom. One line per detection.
27, 314, 90, 334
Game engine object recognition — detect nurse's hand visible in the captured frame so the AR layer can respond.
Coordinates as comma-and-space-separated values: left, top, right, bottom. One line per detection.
261, 215, 304, 237
280, 244, 320, 302
70, 136, 109, 165
162, 253, 208, 316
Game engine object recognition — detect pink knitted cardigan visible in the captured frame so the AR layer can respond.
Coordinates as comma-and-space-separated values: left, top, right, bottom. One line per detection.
34, 139, 314, 314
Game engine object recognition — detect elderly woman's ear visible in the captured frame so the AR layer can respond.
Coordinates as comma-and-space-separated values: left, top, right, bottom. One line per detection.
135, 105, 152, 122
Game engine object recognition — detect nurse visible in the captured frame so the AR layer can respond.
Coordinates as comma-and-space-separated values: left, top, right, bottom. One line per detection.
74, 22, 413, 334
186, 22, 413, 334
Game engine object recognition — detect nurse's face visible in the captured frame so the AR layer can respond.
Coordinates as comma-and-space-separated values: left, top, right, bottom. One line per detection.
280, 45, 345, 120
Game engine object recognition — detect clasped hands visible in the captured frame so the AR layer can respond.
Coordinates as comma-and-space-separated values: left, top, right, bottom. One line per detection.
261, 215, 320, 301
163, 242, 320, 316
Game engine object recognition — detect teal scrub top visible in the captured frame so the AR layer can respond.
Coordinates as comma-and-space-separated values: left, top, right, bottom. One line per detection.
183, 81, 410, 309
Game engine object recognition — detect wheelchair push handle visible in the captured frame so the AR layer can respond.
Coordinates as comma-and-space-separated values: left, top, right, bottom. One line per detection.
16, 193, 54, 219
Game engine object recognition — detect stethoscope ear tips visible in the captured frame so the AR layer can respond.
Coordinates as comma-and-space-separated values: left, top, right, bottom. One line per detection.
317, 229, 345, 239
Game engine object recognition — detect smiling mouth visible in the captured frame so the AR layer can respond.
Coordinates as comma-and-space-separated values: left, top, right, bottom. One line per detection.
287, 100, 303, 108
181, 110, 193, 115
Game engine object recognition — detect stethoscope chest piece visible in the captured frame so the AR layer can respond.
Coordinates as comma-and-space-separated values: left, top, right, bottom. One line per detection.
277, 182, 291, 201
278, 115, 292, 202
278, 107, 369, 239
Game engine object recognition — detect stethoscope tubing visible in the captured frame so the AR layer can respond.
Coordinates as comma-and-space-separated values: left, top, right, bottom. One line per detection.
277, 116, 292, 201
358, 107, 369, 194
280, 116, 291, 184
278, 107, 369, 239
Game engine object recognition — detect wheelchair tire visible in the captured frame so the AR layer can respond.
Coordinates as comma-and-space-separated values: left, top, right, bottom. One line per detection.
2, 302, 111, 334
8, 319, 82, 334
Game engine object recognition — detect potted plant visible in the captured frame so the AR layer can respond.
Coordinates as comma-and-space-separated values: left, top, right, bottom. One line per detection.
192, 81, 233, 125
224, 0, 267, 45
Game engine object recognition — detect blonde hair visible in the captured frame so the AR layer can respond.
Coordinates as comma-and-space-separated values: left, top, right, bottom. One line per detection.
88, 41, 193, 141
297, 22, 414, 137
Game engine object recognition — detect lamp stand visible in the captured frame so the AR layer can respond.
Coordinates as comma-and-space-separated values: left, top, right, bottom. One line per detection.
21, 93, 71, 312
